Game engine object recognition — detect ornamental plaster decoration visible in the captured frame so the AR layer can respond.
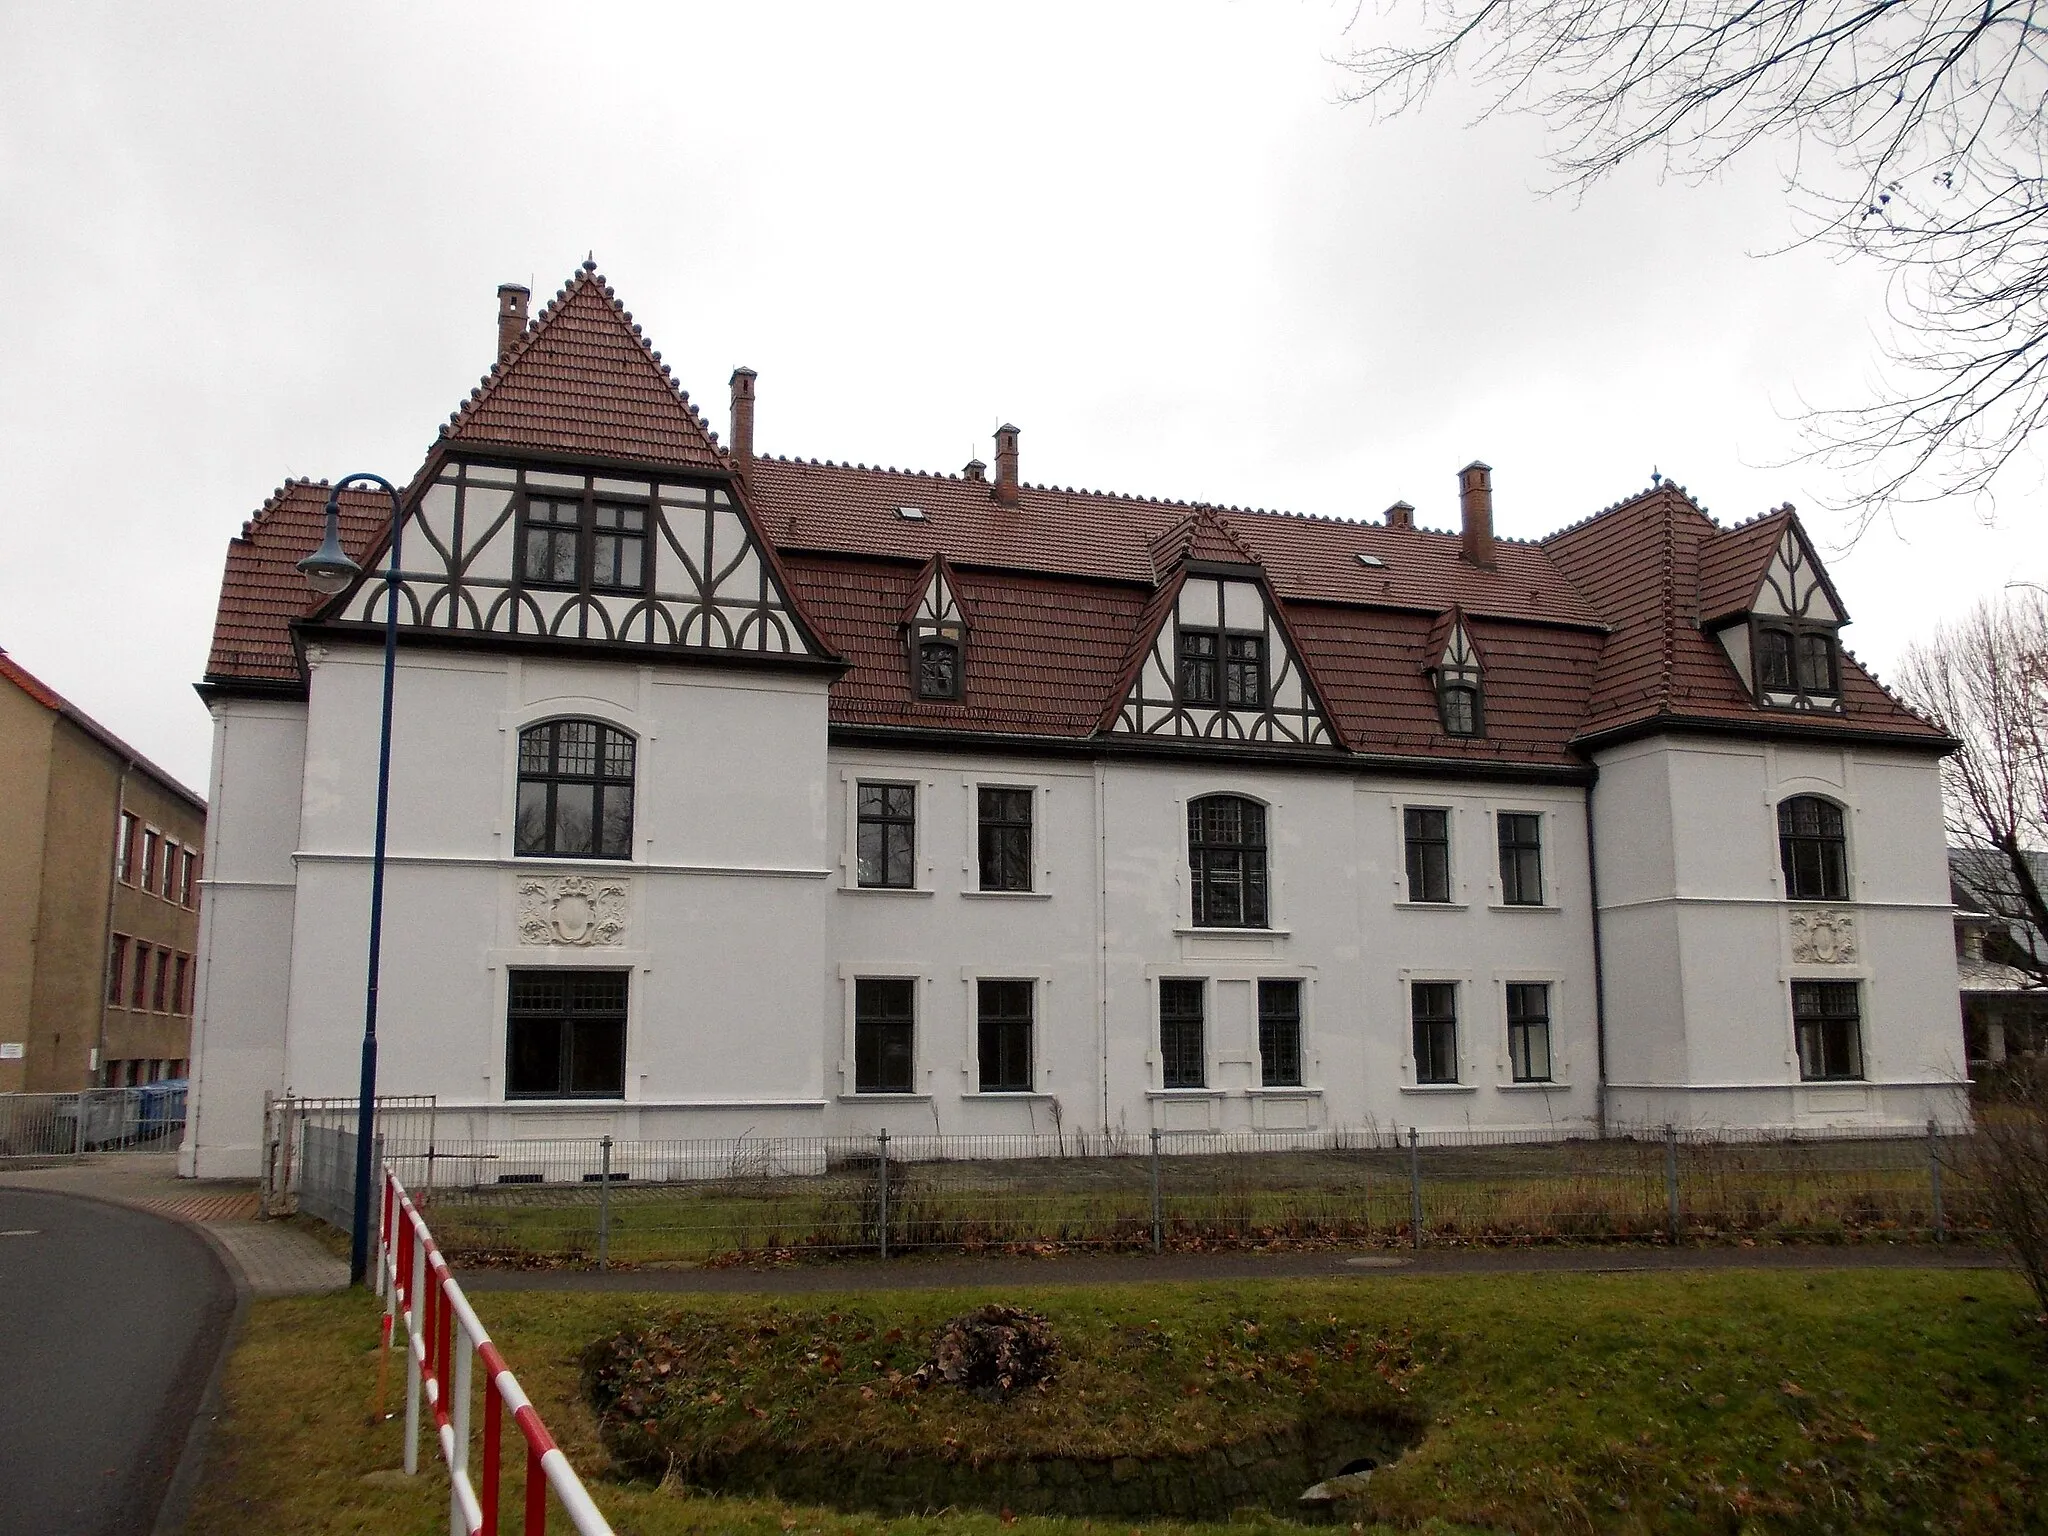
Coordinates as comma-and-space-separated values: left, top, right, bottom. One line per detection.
1788, 909, 1858, 965
517, 875, 629, 947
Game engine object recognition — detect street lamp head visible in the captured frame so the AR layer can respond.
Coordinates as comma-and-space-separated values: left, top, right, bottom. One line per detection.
298, 496, 362, 596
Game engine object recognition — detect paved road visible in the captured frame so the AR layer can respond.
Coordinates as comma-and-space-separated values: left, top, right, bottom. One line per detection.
0, 1190, 235, 1536
460, 1238, 2013, 1295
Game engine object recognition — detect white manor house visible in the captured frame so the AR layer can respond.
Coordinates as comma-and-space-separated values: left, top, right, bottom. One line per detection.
182, 263, 1966, 1178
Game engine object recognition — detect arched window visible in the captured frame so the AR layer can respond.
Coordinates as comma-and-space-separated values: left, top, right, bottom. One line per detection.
1188, 794, 1268, 928
1778, 795, 1847, 900
516, 719, 635, 859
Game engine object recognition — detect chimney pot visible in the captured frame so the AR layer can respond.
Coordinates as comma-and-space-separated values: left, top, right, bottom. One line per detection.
1385, 500, 1415, 530
729, 367, 757, 469
963, 458, 987, 483
496, 283, 530, 359
1458, 462, 1496, 569
993, 423, 1020, 506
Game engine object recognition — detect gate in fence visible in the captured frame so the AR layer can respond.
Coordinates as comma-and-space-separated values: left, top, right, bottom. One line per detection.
260, 1092, 437, 1216
300, 1124, 385, 1237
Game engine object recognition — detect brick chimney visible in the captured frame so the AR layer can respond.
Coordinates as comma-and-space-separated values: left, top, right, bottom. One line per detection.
1458, 462, 1496, 569
1385, 500, 1415, 531
496, 283, 530, 359
993, 423, 1020, 506
729, 367, 757, 469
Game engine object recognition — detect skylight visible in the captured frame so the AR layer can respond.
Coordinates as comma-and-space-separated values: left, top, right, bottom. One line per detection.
896, 505, 926, 521
1356, 553, 1386, 569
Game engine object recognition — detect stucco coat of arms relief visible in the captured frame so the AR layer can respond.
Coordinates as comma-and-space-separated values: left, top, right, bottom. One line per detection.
1787, 908, 1858, 965
517, 875, 630, 947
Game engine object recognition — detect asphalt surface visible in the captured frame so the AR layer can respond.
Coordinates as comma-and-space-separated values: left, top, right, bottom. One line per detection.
0, 1190, 235, 1536
458, 1237, 2013, 1294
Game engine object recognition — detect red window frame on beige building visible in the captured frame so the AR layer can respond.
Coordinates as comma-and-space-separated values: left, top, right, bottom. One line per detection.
172, 954, 191, 1015
178, 847, 199, 907
117, 812, 139, 884
107, 934, 129, 1005
150, 947, 171, 1011
140, 829, 160, 894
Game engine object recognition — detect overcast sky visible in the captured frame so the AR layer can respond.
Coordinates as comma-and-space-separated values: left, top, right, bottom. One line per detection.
4, 2, 2041, 793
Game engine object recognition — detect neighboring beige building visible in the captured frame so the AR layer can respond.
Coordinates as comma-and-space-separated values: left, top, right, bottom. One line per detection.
0, 646, 206, 1092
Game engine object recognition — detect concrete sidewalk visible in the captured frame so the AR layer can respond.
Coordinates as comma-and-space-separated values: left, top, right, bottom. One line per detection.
458, 1235, 2014, 1295
0, 1154, 348, 1298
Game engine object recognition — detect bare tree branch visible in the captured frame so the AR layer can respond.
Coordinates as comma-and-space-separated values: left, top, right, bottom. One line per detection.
1338, 1, 2048, 518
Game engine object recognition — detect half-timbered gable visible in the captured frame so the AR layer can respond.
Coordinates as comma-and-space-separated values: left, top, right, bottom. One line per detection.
319, 263, 831, 667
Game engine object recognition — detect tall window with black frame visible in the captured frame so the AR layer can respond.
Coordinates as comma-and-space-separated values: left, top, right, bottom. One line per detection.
1411, 981, 1459, 1085
1189, 794, 1268, 927
1793, 980, 1864, 1080
1496, 812, 1543, 905
516, 720, 635, 859
1258, 979, 1303, 1087
854, 978, 916, 1093
977, 978, 1033, 1092
1506, 982, 1552, 1083
505, 970, 628, 1098
857, 783, 917, 889
1159, 978, 1206, 1089
977, 787, 1033, 892
1403, 807, 1451, 902
1778, 796, 1848, 900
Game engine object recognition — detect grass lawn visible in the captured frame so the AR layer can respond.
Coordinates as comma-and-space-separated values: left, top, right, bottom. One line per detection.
185, 1268, 2045, 1534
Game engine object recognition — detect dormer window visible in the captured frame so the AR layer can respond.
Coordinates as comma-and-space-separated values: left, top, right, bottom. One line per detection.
916, 636, 962, 700
1178, 628, 1263, 707
903, 556, 969, 702
518, 495, 649, 595
1428, 615, 1485, 738
1754, 623, 1839, 706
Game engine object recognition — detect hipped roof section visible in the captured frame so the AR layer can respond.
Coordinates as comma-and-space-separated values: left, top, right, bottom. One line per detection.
200, 267, 1949, 761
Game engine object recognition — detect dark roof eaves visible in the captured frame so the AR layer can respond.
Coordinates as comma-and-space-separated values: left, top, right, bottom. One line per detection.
1571, 712, 1957, 758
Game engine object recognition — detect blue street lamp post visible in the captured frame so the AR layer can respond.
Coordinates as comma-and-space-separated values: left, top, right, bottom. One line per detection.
297, 473, 404, 1286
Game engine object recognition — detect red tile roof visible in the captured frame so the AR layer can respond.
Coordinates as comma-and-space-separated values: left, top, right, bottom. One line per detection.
2, 647, 206, 810
204, 481, 389, 686
440, 262, 727, 473
199, 265, 1950, 766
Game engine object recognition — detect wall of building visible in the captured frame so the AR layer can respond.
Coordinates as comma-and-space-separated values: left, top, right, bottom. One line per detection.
99, 756, 205, 1089
0, 682, 56, 1091
1593, 734, 1968, 1131
183, 696, 304, 1175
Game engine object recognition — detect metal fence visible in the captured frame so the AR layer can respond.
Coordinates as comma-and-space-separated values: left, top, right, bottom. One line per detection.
0, 1085, 188, 1157
298, 1123, 386, 1238
259, 1093, 439, 1216
267, 1119, 1993, 1267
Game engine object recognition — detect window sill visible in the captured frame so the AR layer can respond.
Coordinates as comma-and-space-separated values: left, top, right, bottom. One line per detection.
501, 1096, 628, 1105
1496, 1080, 1571, 1091
1146, 1087, 1225, 1098
1173, 926, 1291, 938
1393, 901, 1468, 912
1398, 1083, 1478, 1094
840, 885, 935, 898
1798, 1077, 1868, 1086
1248, 1085, 1320, 1096
836, 1092, 933, 1102
1488, 903, 1562, 914
960, 889, 1052, 901
964, 1091, 1058, 1100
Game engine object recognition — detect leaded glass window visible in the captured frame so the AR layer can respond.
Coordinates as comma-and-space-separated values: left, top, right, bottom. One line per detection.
516, 720, 635, 859
1189, 794, 1268, 928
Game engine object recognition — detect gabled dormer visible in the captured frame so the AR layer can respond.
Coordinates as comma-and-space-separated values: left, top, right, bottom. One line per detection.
1103, 511, 1339, 748
316, 263, 832, 666
902, 553, 969, 701
1702, 512, 1847, 713
1423, 607, 1485, 737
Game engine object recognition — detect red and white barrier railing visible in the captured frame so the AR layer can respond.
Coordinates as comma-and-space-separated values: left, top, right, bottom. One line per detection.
378, 1168, 615, 1536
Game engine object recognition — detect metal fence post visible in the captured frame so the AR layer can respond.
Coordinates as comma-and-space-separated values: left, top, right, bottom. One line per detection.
1664, 1124, 1680, 1243
877, 1128, 890, 1260
1928, 1118, 1946, 1243
72, 1093, 85, 1156
1408, 1127, 1423, 1249
1150, 1127, 1163, 1254
597, 1134, 613, 1271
